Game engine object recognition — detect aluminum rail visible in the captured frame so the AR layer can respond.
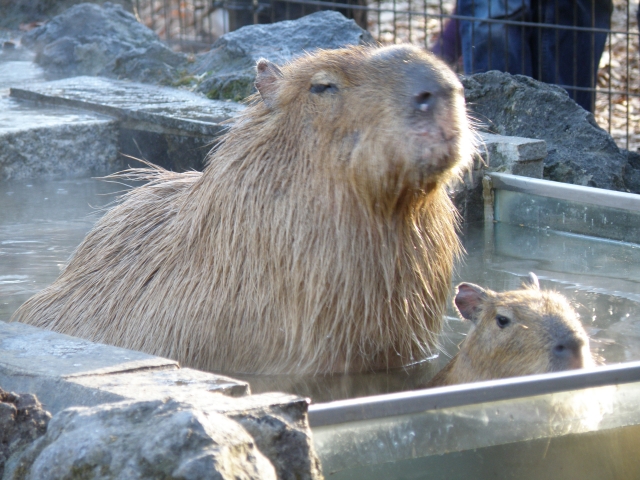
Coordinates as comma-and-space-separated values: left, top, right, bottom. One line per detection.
489, 172, 640, 212
308, 360, 640, 427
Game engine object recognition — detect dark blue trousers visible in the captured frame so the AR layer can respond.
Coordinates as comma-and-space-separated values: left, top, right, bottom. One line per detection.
458, 0, 612, 112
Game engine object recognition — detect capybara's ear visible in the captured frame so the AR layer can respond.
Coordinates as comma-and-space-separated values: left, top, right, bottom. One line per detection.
256, 59, 283, 109
454, 283, 487, 322
522, 272, 540, 290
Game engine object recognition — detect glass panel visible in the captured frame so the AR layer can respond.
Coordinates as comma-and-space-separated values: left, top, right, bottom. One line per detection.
494, 188, 640, 243
313, 380, 640, 479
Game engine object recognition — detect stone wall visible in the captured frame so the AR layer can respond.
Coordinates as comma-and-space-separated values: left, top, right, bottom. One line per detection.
0, 321, 323, 479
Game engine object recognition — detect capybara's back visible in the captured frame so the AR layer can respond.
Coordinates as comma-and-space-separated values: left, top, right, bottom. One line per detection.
428, 273, 595, 387
12, 45, 475, 375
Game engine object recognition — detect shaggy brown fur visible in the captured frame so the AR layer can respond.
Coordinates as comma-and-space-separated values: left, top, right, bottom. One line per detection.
12, 45, 475, 375
427, 273, 595, 387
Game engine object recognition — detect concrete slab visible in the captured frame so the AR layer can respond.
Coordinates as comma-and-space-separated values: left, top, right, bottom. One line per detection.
0, 61, 122, 179
9, 75, 247, 171
10, 76, 245, 137
480, 132, 547, 178
0, 96, 120, 180
452, 132, 547, 223
73, 367, 250, 403
0, 320, 250, 414
0, 321, 177, 378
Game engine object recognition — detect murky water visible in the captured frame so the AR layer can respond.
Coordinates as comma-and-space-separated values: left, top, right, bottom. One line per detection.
1, 176, 640, 402
0, 176, 129, 321
323, 422, 640, 480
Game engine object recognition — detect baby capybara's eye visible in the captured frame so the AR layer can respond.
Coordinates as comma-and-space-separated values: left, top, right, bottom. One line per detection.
310, 83, 338, 94
496, 315, 511, 328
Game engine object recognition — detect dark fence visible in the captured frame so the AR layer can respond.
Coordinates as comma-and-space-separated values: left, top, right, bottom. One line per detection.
132, 0, 639, 151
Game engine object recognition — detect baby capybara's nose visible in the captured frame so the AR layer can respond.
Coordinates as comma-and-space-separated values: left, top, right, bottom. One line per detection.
553, 334, 586, 369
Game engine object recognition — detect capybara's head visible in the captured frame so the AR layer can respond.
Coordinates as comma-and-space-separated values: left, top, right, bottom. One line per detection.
428, 273, 594, 387
246, 45, 474, 211
12, 45, 476, 375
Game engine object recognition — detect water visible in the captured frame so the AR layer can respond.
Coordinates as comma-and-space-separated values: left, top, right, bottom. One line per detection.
322, 424, 640, 479
0, 176, 130, 320
313, 378, 640, 479
2, 176, 640, 402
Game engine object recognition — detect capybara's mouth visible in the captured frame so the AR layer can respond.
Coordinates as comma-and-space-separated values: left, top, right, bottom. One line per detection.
411, 129, 462, 176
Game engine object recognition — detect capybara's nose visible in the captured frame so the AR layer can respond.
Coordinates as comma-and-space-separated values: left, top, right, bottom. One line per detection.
413, 90, 434, 113
553, 334, 585, 369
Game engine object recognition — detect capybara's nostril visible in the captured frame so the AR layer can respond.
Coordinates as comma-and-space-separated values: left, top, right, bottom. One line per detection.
553, 335, 585, 368
413, 91, 433, 112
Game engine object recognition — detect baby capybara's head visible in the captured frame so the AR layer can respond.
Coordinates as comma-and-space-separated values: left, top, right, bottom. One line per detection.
249, 45, 474, 210
451, 273, 594, 382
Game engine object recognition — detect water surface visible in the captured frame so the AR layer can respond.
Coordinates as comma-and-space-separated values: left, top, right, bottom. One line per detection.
2, 176, 640, 402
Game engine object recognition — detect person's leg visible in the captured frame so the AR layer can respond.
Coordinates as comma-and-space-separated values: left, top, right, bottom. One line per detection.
432, 13, 462, 65
532, 0, 612, 112
458, 0, 533, 75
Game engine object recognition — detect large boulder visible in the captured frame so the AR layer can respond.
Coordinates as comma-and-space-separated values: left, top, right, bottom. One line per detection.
462, 71, 630, 192
3, 399, 278, 480
0, 0, 132, 29
189, 11, 374, 101
228, 398, 323, 480
21, 2, 187, 84
625, 151, 640, 193
0, 388, 50, 478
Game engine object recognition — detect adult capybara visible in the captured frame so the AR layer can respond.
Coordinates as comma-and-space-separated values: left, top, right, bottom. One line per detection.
12, 45, 475, 375
427, 273, 595, 387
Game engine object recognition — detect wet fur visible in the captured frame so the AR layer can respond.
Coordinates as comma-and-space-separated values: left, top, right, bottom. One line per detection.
12, 46, 474, 375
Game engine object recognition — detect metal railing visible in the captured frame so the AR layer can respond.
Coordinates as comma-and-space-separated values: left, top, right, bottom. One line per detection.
132, 0, 639, 151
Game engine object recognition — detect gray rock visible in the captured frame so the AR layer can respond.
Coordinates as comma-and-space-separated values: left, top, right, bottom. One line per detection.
9, 75, 245, 173
21, 2, 187, 84
0, 1, 133, 29
0, 388, 50, 479
190, 11, 374, 101
480, 132, 547, 178
462, 71, 628, 191
0, 321, 323, 480
0, 97, 120, 180
624, 150, 640, 193
4, 399, 277, 480
227, 397, 323, 480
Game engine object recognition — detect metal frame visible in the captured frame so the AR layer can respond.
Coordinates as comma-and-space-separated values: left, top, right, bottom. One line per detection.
489, 172, 640, 213
309, 360, 640, 427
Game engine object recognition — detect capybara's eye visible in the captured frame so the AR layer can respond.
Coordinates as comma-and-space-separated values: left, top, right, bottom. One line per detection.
496, 315, 511, 328
310, 83, 338, 94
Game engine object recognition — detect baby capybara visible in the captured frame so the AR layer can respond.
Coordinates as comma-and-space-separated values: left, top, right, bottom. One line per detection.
427, 273, 594, 387
12, 45, 475, 375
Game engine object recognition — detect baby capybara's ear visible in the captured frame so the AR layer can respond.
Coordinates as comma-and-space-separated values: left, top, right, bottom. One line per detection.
522, 272, 540, 290
256, 59, 284, 109
454, 283, 487, 323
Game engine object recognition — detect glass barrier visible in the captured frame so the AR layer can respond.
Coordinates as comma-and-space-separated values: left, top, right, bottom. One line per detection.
313, 375, 640, 479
